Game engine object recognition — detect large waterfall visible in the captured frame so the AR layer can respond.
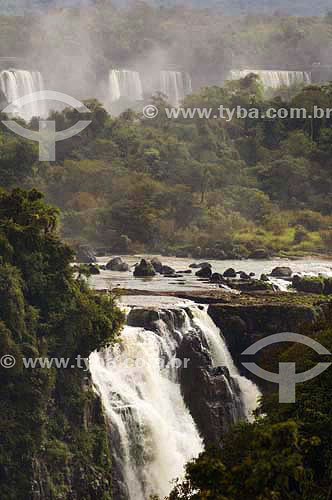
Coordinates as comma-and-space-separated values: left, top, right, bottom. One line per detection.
229, 69, 311, 89
90, 301, 260, 500
159, 71, 192, 106
0, 69, 47, 121
109, 69, 144, 102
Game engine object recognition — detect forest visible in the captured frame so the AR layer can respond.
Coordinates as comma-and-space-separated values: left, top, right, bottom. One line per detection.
1, 74, 332, 259
1, 3, 332, 499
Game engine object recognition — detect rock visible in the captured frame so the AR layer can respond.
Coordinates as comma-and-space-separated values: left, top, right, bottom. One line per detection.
239, 271, 250, 280
223, 268, 236, 278
260, 273, 269, 281
177, 270, 192, 274
196, 266, 212, 278
210, 273, 226, 284
76, 245, 96, 263
88, 264, 100, 275
151, 257, 163, 273
177, 334, 244, 445
199, 262, 212, 268
127, 308, 160, 329
249, 272, 256, 277
271, 266, 293, 278
133, 259, 156, 277
161, 265, 176, 276
106, 257, 129, 272
230, 280, 274, 292
292, 275, 324, 294
208, 301, 322, 385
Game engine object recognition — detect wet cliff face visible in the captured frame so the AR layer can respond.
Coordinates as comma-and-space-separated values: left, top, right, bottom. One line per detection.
208, 301, 324, 389
125, 305, 246, 445
177, 332, 244, 445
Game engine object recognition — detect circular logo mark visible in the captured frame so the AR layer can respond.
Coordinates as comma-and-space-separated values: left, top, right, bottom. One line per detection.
0, 354, 16, 369
143, 104, 159, 119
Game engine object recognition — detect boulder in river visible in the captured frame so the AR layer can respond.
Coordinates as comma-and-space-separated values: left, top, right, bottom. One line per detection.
134, 259, 156, 277
161, 265, 176, 276
196, 266, 212, 278
223, 268, 237, 278
151, 257, 163, 273
106, 257, 129, 272
210, 273, 226, 284
271, 266, 292, 278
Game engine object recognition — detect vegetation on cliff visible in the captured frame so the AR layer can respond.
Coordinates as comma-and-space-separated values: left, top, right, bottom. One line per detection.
167, 306, 332, 500
0, 188, 124, 499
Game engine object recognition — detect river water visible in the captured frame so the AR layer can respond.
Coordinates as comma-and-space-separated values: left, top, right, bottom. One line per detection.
89, 255, 332, 292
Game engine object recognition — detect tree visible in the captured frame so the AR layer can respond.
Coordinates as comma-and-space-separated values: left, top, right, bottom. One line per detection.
0, 188, 124, 499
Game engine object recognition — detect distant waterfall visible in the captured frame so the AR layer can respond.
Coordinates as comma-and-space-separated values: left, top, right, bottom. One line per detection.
109, 69, 143, 102
229, 69, 311, 89
0, 69, 47, 120
159, 71, 192, 106
90, 303, 260, 500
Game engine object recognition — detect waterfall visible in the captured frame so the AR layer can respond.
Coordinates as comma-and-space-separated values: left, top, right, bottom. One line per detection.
159, 71, 192, 106
90, 303, 260, 500
109, 69, 143, 102
190, 306, 260, 417
229, 69, 311, 89
0, 69, 47, 120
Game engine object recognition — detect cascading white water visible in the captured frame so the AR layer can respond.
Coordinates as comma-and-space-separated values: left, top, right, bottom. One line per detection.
159, 71, 192, 106
0, 69, 47, 120
191, 306, 260, 418
109, 69, 144, 102
229, 69, 311, 89
90, 303, 260, 500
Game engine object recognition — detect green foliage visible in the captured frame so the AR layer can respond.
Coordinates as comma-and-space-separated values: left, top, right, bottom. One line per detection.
0, 189, 124, 499
168, 308, 332, 500
2, 78, 332, 258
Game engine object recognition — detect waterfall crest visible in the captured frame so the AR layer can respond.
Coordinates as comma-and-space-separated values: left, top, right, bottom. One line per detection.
90, 303, 260, 500
229, 69, 311, 89
109, 69, 143, 102
159, 71, 192, 106
0, 69, 47, 120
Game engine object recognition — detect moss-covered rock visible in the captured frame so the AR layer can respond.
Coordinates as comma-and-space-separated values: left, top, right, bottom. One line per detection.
133, 259, 156, 277
292, 275, 326, 294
